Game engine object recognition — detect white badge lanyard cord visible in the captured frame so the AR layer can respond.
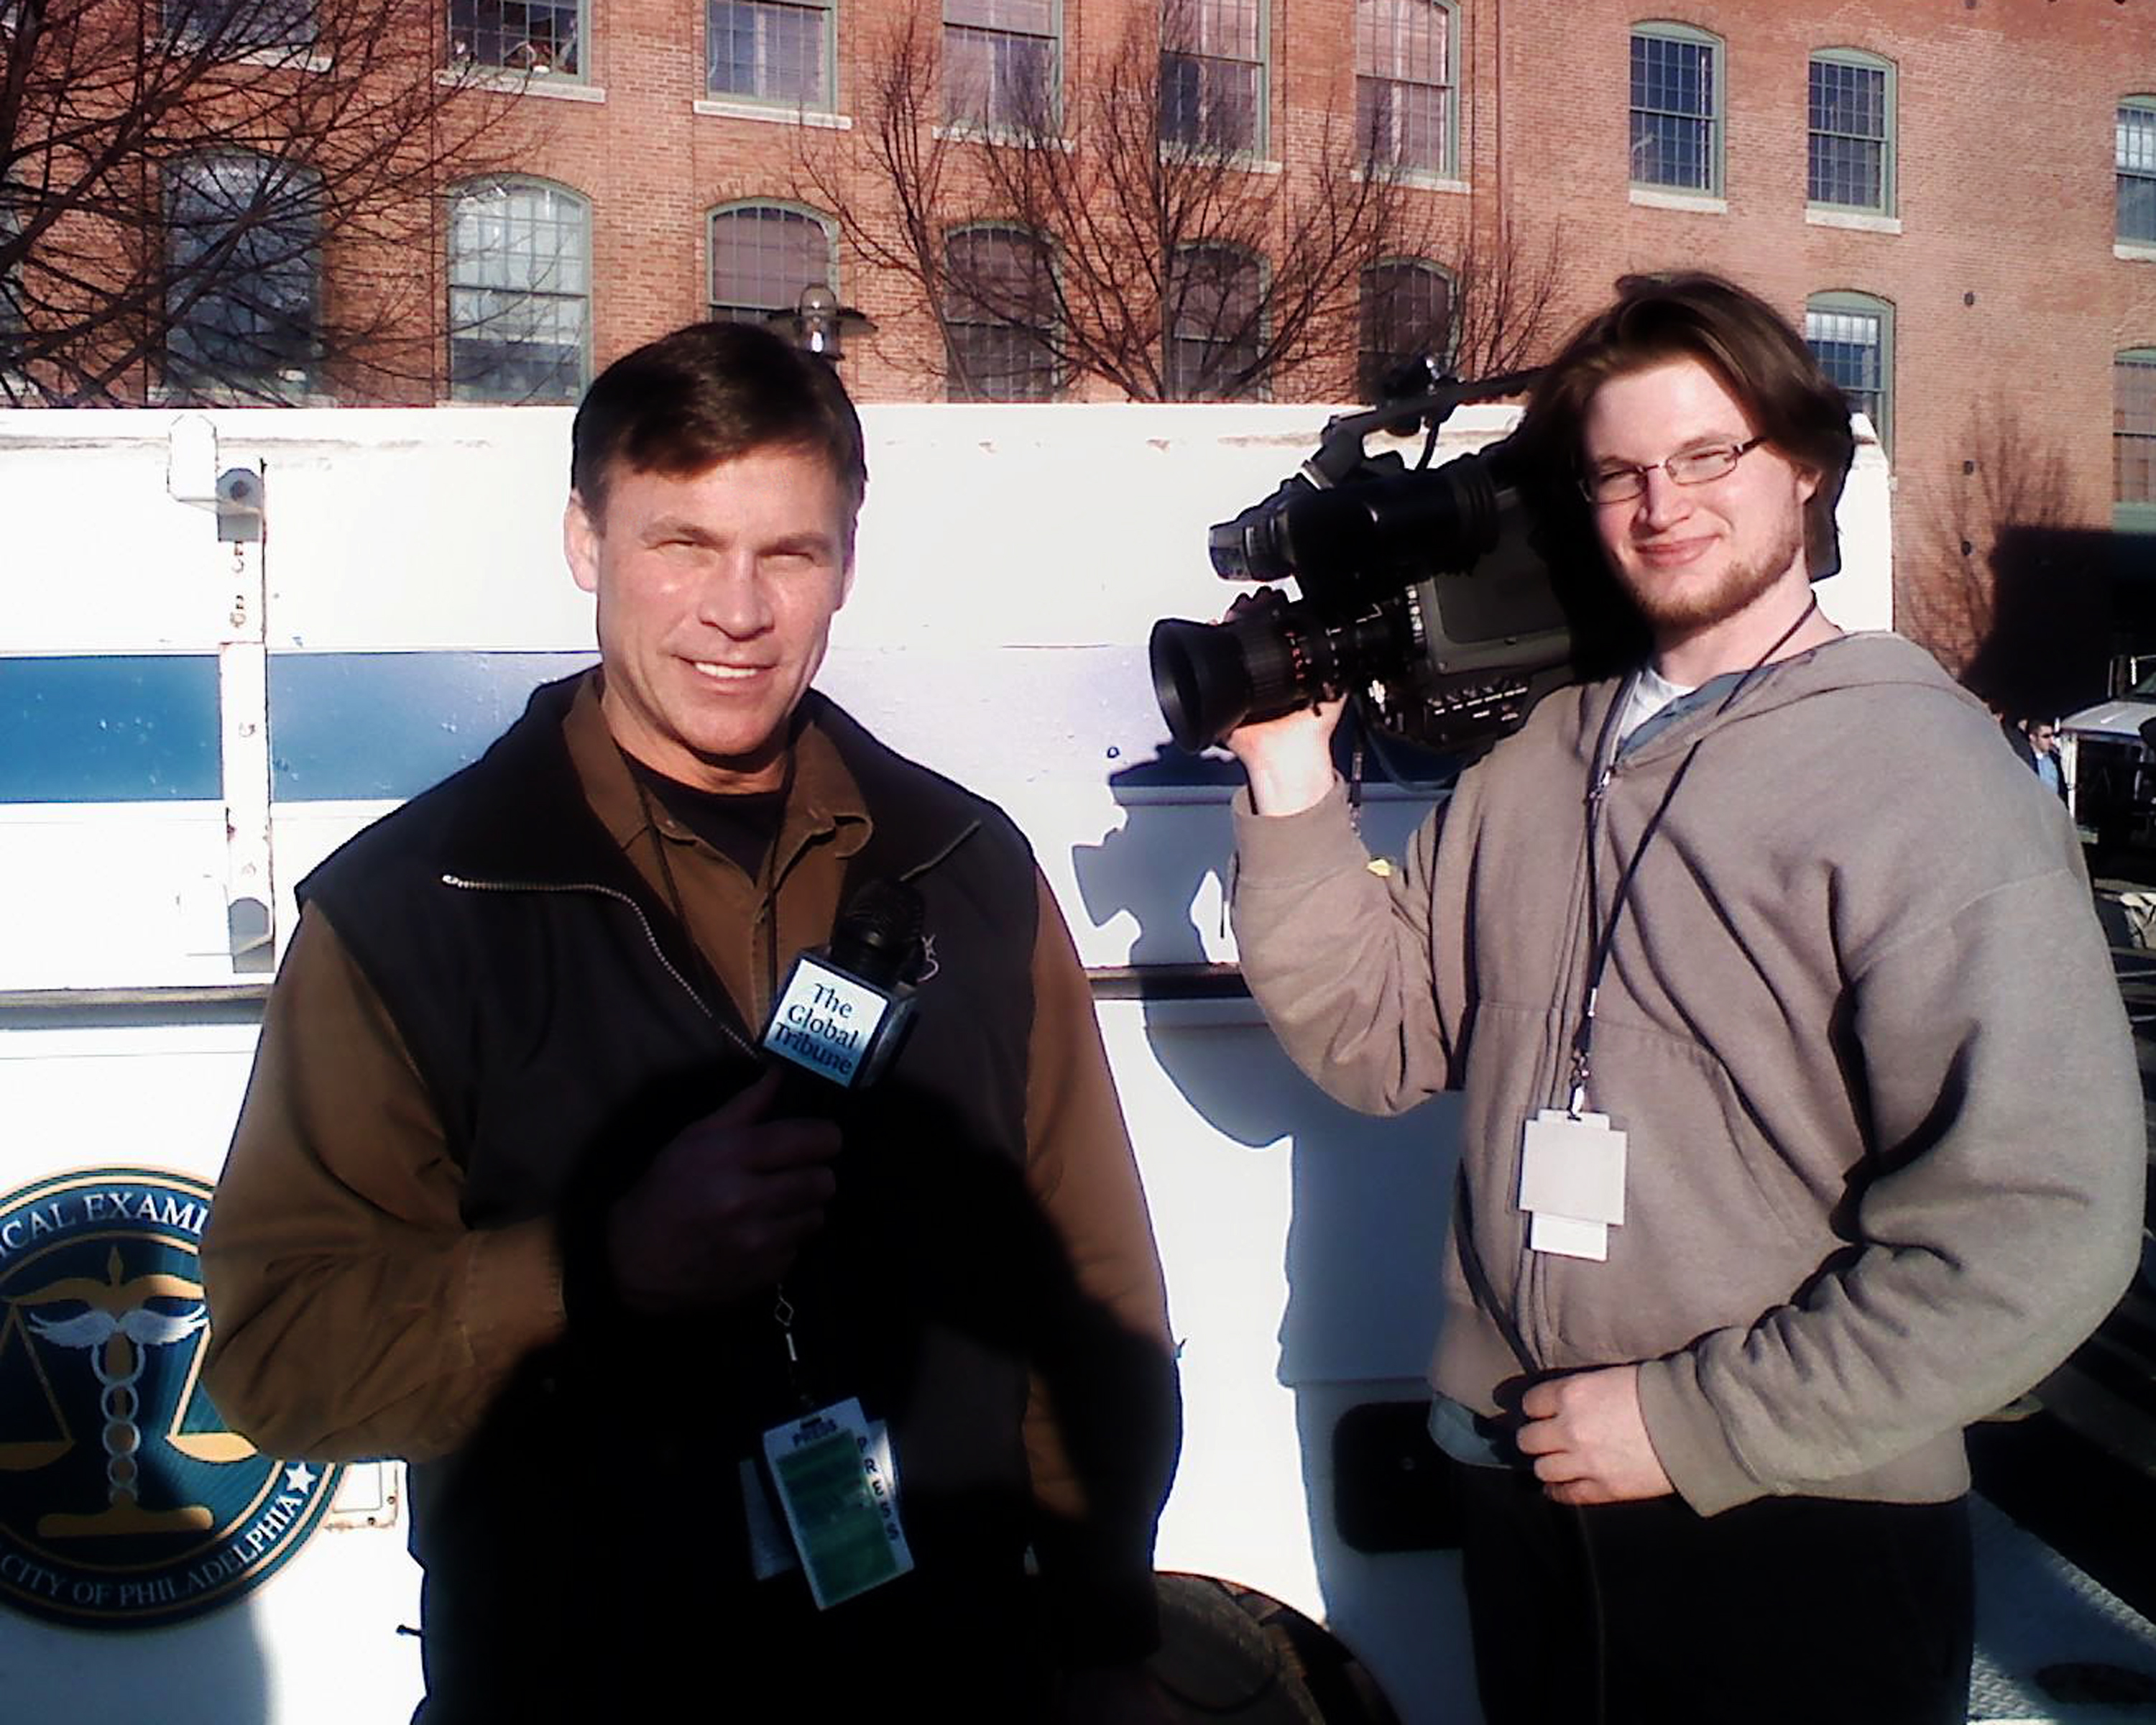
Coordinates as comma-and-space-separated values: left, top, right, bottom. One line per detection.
1566, 596, 1819, 1118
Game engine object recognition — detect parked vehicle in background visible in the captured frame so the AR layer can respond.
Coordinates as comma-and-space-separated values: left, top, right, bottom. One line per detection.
2061, 656, 2156, 859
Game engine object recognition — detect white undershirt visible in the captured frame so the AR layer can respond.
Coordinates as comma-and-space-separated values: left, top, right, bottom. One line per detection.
1616, 663, 1697, 745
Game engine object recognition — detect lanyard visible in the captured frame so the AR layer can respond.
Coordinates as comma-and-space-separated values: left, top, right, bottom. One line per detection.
1565, 597, 1819, 1116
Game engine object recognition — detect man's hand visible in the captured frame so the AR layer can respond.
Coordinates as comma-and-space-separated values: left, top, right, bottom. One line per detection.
1225, 696, 1347, 817
1515, 1366, 1674, 1506
604, 1070, 840, 1313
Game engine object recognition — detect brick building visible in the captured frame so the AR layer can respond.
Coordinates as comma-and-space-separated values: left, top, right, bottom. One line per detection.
11, 0, 2156, 680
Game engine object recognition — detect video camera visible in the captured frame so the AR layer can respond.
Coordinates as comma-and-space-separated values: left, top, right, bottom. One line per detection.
1148, 364, 1620, 756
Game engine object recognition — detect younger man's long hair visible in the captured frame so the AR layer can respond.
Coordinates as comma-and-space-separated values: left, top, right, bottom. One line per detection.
1516, 273, 1857, 581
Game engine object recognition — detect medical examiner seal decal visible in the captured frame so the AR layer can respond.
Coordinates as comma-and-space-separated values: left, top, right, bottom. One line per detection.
0, 1169, 338, 1627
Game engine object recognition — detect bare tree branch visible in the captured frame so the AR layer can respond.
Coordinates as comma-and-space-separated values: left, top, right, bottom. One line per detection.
800, 0, 1567, 404
0, 0, 525, 404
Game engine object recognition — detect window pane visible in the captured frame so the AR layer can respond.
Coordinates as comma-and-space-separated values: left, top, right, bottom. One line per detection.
1630, 32, 1715, 190
2119, 106, 2156, 244
706, 0, 828, 103
1359, 262, 1451, 399
1163, 0, 1257, 62
1805, 305, 1884, 444
944, 229, 1056, 400
946, 0, 1052, 34
447, 0, 581, 75
165, 0, 317, 46
2116, 356, 2156, 503
944, 23, 1056, 129
1160, 0, 1259, 150
1808, 60, 1886, 208
1355, 0, 1444, 80
1159, 51, 1257, 150
448, 181, 589, 402
165, 154, 318, 392
1168, 247, 1261, 400
710, 206, 832, 321
1355, 0, 1447, 171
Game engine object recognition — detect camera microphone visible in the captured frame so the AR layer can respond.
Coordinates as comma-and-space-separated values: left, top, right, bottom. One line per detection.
760, 879, 924, 1094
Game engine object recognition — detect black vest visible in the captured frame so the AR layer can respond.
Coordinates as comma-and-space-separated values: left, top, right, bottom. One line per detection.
300, 677, 1056, 1719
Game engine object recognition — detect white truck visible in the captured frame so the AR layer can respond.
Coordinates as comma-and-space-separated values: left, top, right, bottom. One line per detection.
0, 402, 2147, 1725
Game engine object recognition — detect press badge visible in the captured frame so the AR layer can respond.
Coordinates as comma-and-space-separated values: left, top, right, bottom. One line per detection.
1519, 1109, 1627, 1262
762, 1397, 914, 1610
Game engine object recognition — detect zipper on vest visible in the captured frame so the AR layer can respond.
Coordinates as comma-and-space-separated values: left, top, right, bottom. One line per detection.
438, 873, 760, 1062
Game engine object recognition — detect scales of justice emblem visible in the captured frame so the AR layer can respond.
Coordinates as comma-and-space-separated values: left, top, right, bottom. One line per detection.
0, 1169, 338, 1629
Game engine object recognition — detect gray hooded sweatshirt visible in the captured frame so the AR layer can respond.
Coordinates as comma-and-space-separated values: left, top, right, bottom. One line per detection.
1231, 632, 2145, 1516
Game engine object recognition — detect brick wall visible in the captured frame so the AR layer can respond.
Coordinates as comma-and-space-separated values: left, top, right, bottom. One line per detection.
155, 0, 2139, 681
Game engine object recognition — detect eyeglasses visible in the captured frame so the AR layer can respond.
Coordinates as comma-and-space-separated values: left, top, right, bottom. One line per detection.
1580, 436, 1766, 505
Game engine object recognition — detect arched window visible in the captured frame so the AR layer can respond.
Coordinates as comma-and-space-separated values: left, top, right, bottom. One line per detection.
1805, 290, 1893, 457
1166, 244, 1263, 400
2119, 98, 2156, 245
708, 203, 837, 325
165, 151, 320, 397
1355, 0, 1454, 175
1630, 21, 1722, 195
1358, 259, 1453, 400
1808, 49, 1894, 214
448, 178, 591, 404
942, 225, 1057, 400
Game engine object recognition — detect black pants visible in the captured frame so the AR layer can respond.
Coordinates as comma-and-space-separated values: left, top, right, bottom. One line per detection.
1455, 1463, 1973, 1725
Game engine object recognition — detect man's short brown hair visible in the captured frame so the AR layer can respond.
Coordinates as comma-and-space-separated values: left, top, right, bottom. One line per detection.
1517, 273, 1856, 580
569, 321, 869, 535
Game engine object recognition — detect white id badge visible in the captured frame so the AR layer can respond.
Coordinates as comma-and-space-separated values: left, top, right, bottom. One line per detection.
1520, 1109, 1628, 1262
762, 1398, 913, 1611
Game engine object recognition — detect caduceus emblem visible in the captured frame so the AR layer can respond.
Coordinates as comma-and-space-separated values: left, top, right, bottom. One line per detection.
2, 1244, 247, 1536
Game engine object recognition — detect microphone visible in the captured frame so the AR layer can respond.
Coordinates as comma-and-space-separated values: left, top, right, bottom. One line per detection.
760, 880, 924, 1092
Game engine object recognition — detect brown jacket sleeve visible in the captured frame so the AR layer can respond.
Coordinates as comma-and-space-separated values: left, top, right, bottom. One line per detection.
1017, 873, 1181, 1660
201, 907, 566, 1462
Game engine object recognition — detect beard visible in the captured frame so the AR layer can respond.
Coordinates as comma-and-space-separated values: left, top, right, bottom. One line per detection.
1616, 514, 1805, 638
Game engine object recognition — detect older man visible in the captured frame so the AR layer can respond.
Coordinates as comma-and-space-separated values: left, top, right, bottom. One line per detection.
1226, 275, 2143, 1724
203, 323, 1178, 1721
